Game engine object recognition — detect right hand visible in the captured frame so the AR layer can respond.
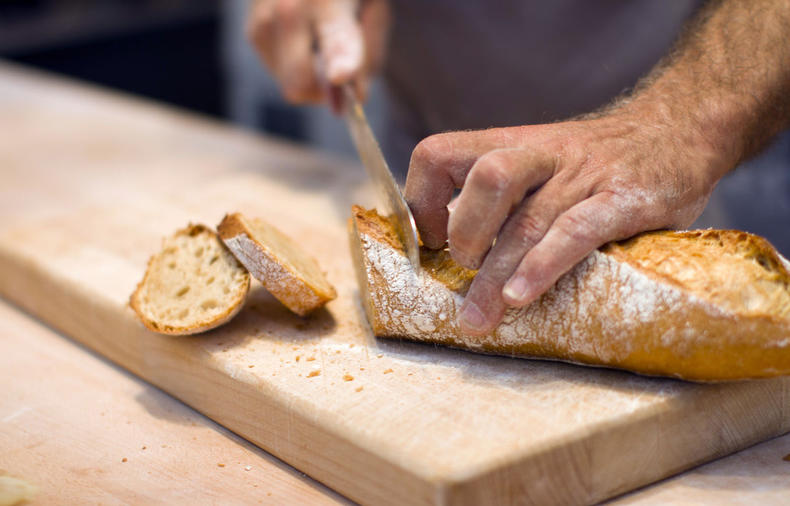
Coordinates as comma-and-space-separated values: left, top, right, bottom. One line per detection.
247, 0, 390, 104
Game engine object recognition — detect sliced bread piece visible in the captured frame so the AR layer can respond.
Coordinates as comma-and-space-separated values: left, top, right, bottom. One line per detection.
218, 213, 337, 316
349, 205, 790, 381
130, 224, 250, 335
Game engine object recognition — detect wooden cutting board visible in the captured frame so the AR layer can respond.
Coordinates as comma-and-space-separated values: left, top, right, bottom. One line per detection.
1, 62, 788, 506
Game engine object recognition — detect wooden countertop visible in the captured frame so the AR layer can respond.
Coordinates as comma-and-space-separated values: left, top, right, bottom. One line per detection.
2, 298, 789, 504
0, 60, 788, 504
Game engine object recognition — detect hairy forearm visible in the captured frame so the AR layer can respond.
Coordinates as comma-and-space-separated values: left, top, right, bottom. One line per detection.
616, 0, 790, 174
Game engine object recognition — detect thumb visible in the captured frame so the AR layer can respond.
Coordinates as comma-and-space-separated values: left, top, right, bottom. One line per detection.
314, 0, 364, 84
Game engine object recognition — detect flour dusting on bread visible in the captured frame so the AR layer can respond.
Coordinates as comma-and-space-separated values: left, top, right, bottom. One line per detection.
219, 213, 336, 316
350, 205, 790, 381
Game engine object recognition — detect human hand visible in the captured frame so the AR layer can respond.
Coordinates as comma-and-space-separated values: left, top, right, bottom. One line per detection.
247, 0, 390, 105
404, 108, 732, 335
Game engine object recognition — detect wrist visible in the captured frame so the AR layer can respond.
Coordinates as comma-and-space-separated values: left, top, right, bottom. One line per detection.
613, 89, 740, 184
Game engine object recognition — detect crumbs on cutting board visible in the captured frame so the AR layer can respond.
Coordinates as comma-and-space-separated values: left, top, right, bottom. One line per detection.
121, 458, 127, 463
306, 356, 316, 361
343, 374, 354, 381
217, 463, 225, 468
383, 369, 393, 374
355, 386, 363, 392
307, 370, 321, 378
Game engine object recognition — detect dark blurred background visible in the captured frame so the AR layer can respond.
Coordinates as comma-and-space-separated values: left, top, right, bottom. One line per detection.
1, 0, 223, 115
0, 0, 372, 154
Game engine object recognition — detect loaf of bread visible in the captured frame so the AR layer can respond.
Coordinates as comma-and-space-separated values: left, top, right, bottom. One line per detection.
349, 205, 790, 381
130, 224, 250, 335
218, 212, 336, 316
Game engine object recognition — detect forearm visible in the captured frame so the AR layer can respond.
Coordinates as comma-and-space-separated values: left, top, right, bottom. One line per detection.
615, 0, 790, 175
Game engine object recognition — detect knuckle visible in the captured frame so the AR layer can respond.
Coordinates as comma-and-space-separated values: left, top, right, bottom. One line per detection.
246, 4, 275, 44
410, 134, 453, 172
469, 154, 513, 194
554, 212, 597, 244
512, 213, 548, 247
275, 0, 302, 22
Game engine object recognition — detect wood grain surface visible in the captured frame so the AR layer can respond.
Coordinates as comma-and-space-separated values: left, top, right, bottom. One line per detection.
1, 61, 788, 505
3, 297, 790, 505
0, 300, 348, 505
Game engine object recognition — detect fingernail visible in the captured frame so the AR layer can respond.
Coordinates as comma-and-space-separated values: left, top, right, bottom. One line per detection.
448, 243, 478, 269
503, 276, 530, 303
458, 302, 487, 332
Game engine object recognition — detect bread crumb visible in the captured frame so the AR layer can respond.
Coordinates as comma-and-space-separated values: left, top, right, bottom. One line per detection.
217, 463, 225, 468
376, 353, 383, 358
142, 446, 147, 450
295, 355, 301, 362
343, 374, 354, 381
355, 386, 364, 392
122, 458, 127, 463
248, 365, 254, 368
407, 373, 413, 376
383, 368, 393, 374
245, 465, 252, 471
307, 370, 321, 378
335, 350, 341, 354
306, 356, 316, 361
161, 445, 167, 448
359, 367, 365, 371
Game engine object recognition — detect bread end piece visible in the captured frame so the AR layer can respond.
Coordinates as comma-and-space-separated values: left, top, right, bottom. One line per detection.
349, 205, 790, 381
218, 213, 337, 316
130, 224, 250, 335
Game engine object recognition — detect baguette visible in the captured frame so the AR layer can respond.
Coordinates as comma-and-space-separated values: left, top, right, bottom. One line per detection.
349, 205, 790, 381
130, 224, 250, 335
218, 213, 336, 316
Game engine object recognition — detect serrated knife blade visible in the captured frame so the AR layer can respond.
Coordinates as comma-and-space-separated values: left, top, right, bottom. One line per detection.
342, 84, 421, 272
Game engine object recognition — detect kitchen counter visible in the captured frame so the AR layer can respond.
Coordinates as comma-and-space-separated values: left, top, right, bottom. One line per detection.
0, 60, 787, 505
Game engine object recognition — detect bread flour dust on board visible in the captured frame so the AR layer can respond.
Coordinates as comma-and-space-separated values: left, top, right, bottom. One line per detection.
348, 205, 790, 381
130, 213, 337, 335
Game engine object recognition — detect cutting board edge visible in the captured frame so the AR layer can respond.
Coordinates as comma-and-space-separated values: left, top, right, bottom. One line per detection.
3, 232, 789, 506
0, 242, 453, 505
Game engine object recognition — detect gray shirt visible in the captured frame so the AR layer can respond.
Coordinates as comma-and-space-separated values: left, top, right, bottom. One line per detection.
381, 0, 790, 255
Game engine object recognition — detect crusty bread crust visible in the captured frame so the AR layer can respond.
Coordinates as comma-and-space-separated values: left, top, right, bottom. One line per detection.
218, 213, 336, 316
130, 224, 250, 335
349, 206, 790, 381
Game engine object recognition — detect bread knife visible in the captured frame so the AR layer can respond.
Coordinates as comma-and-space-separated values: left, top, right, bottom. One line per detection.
342, 84, 421, 271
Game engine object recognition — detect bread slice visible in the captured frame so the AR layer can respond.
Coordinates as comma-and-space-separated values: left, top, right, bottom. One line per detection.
349, 205, 790, 381
218, 213, 337, 316
130, 224, 250, 335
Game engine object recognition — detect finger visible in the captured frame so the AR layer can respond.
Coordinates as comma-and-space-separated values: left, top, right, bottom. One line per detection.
448, 148, 556, 269
359, 0, 390, 75
404, 129, 524, 249
502, 192, 642, 307
457, 177, 590, 334
246, 1, 278, 68
314, 0, 364, 84
247, 0, 323, 103
275, 2, 323, 102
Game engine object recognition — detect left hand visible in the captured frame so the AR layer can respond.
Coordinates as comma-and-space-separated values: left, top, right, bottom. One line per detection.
404, 107, 731, 335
